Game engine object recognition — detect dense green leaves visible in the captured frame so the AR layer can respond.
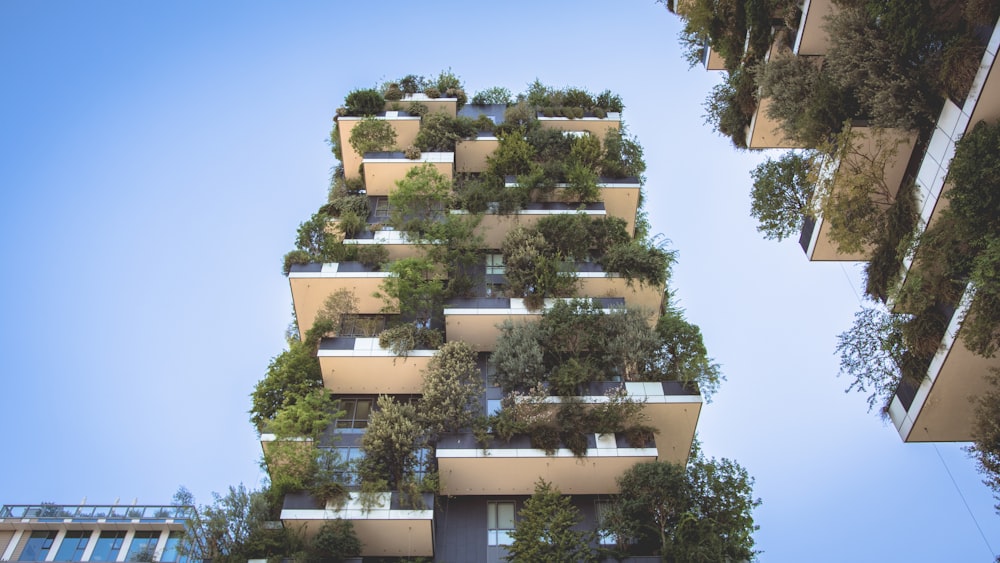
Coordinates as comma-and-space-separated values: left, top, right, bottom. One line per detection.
360, 396, 423, 489
506, 480, 597, 563
749, 151, 817, 241
250, 339, 324, 432
349, 116, 397, 157
419, 341, 484, 436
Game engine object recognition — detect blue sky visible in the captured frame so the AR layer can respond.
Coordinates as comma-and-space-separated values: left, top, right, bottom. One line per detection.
1, 1, 997, 560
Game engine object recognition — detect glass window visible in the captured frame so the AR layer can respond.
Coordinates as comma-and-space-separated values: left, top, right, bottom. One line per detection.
595, 500, 616, 545
126, 532, 160, 562
19, 531, 56, 561
158, 532, 186, 563
336, 398, 372, 432
486, 254, 505, 275
54, 531, 91, 561
327, 446, 364, 487
487, 399, 502, 417
372, 197, 391, 219
487, 501, 515, 546
89, 532, 126, 562
339, 315, 387, 337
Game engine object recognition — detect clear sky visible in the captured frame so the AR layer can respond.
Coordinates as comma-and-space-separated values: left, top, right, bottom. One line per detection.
1, 1, 997, 560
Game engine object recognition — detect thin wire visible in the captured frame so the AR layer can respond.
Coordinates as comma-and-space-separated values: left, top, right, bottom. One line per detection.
933, 443, 996, 558
839, 263, 862, 304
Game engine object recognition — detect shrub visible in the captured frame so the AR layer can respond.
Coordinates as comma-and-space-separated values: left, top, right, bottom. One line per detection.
704, 68, 755, 148
282, 250, 312, 276
398, 74, 425, 95
423, 86, 441, 99
406, 102, 428, 117
344, 88, 385, 116
403, 145, 421, 159
348, 117, 396, 156
378, 323, 443, 356
471, 86, 513, 105
356, 244, 389, 270
749, 151, 818, 241
383, 82, 403, 101
939, 35, 986, 103
601, 238, 675, 288
414, 113, 478, 152
595, 89, 623, 113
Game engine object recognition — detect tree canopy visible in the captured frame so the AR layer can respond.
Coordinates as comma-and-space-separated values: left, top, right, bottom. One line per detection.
506, 480, 596, 563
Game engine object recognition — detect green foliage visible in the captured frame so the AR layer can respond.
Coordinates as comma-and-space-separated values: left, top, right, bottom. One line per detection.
501, 226, 578, 302
356, 244, 389, 270
487, 131, 536, 177
349, 116, 396, 156
612, 449, 760, 561
471, 86, 513, 106
344, 89, 385, 116
600, 236, 675, 288
306, 289, 359, 344
967, 370, 1000, 515
835, 304, 910, 413
595, 89, 624, 113
388, 164, 451, 237
304, 520, 361, 563
749, 151, 818, 241
492, 320, 547, 392
864, 180, 920, 301
414, 113, 478, 152
703, 68, 755, 149
506, 480, 597, 563
267, 388, 341, 440
419, 341, 484, 437
282, 249, 312, 276
376, 257, 444, 324
534, 213, 594, 262
360, 396, 423, 489
176, 485, 299, 563
601, 127, 646, 179
965, 236, 1000, 357
947, 120, 1000, 246
756, 55, 854, 147
655, 306, 722, 400
377, 323, 443, 356
250, 339, 324, 432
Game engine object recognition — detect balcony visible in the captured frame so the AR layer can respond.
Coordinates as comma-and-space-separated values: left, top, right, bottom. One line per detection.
455, 134, 499, 173
317, 337, 434, 394
443, 297, 624, 352
436, 380, 699, 496
803, 126, 919, 261
0, 504, 192, 527
793, 0, 838, 56
288, 262, 392, 337
281, 491, 434, 558
504, 177, 642, 236
889, 289, 1000, 442
537, 111, 621, 138
342, 230, 425, 261
470, 202, 607, 248
385, 93, 457, 116
362, 152, 454, 196
337, 113, 421, 180
746, 41, 804, 149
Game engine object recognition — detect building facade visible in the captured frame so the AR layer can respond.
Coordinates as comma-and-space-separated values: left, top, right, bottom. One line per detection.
262, 81, 705, 560
0, 504, 192, 563
667, 0, 1000, 443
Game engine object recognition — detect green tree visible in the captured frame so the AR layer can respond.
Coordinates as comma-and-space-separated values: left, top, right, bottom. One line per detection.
968, 369, 1000, 516
492, 319, 547, 392
655, 306, 722, 401
250, 339, 324, 432
419, 341, 484, 436
749, 151, 818, 241
505, 480, 596, 563
349, 116, 396, 156
376, 257, 444, 325
360, 395, 423, 489
612, 448, 760, 561
835, 304, 909, 413
344, 88, 385, 116
388, 164, 451, 237
176, 485, 296, 563
304, 520, 361, 563
756, 55, 855, 147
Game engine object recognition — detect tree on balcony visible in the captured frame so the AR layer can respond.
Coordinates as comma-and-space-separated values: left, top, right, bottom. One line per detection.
969, 369, 1000, 517
359, 395, 424, 491
418, 341, 484, 437
607, 445, 760, 561
749, 151, 817, 241
250, 338, 324, 432
348, 116, 396, 158
506, 480, 597, 563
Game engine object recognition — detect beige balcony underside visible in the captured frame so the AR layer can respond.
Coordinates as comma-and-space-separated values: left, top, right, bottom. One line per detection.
284, 512, 433, 558
456, 137, 498, 173
318, 353, 431, 395
290, 276, 391, 338
338, 117, 421, 180
363, 158, 453, 197
385, 95, 456, 116
538, 117, 620, 138
795, 0, 837, 56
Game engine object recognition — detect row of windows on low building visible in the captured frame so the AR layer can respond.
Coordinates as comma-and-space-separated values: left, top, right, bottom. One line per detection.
12, 530, 186, 563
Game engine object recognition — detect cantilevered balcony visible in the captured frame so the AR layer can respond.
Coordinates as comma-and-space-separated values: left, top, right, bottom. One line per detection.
746, 40, 804, 149
470, 202, 607, 248
288, 262, 392, 338
362, 152, 454, 196
337, 113, 421, 179
281, 491, 434, 558
504, 176, 642, 236
793, 0, 838, 56
889, 289, 1000, 442
385, 93, 458, 116
317, 336, 435, 394
802, 126, 919, 261
443, 297, 625, 352
537, 112, 621, 138
341, 229, 425, 261
455, 133, 499, 173
437, 381, 701, 495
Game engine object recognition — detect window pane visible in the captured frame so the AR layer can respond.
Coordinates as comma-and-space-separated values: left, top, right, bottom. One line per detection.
19, 531, 56, 561
355, 399, 371, 422
126, 532, 159, 562
89, 532, 125, 562
54, 532, 90, 561
159, 532, 184, 563
497, 503, 514, 529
